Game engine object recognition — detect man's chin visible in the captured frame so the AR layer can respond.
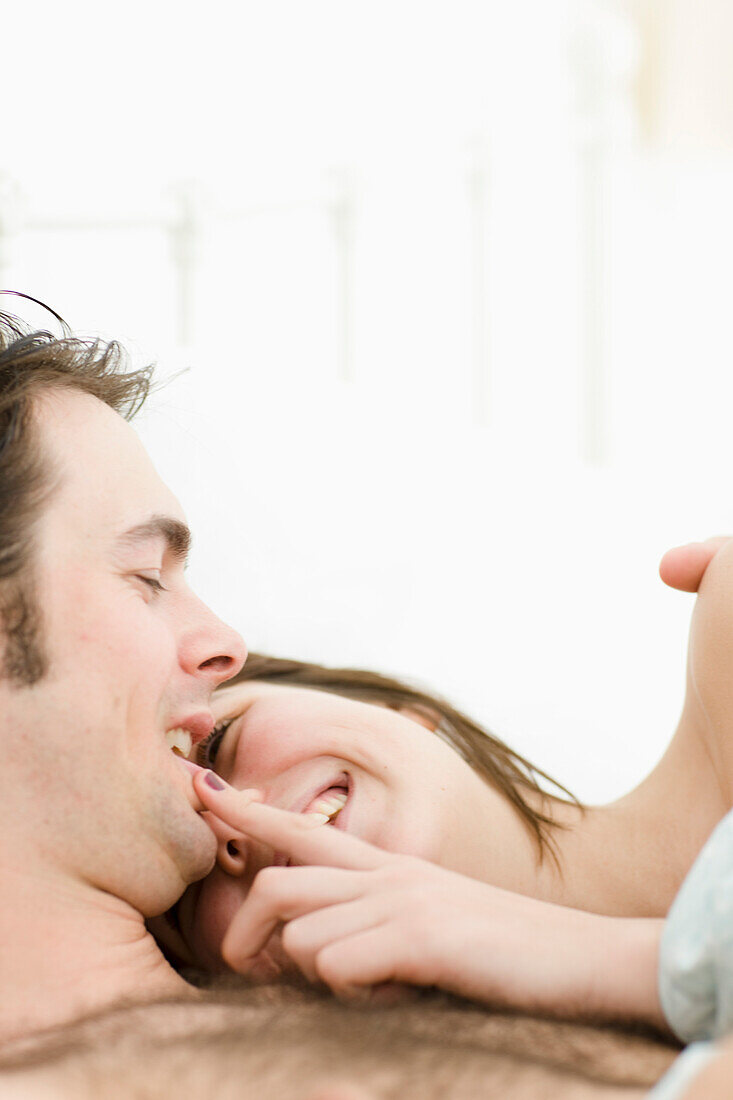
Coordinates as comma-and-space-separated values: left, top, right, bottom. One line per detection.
171, 754, 208, 812
160, 791, 218, 893
182, 820, 218, 883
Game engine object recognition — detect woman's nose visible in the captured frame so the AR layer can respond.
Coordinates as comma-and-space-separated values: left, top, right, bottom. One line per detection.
204, 811, 250, 876
218, 834, 248, 876
205, 811, 275, 880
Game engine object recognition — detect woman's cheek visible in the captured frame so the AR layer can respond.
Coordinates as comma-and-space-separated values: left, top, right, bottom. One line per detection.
369, 798, 442, 863
194, 880, 300, 980
190, 877, 245, 971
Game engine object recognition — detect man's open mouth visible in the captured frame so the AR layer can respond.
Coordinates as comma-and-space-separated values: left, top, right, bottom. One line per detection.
163, 713, 217, 762
165, 728, 193, 757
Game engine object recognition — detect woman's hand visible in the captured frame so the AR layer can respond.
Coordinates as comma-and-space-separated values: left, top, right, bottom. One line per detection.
194, 772, 667, 1028
659, 537, 730, 593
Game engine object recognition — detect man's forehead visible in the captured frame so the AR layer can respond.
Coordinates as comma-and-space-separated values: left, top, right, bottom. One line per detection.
36, 389, 149, 466
34, 389, 188, 548
36, 386, 130, 431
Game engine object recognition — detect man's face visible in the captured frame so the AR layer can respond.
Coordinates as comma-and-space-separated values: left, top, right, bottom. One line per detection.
1, 390, 246, 916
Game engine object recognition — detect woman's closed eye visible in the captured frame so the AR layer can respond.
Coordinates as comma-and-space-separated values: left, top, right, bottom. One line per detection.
197, 717, 235, 768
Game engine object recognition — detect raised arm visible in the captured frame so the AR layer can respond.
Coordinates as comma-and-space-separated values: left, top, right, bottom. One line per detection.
658, 538, 729, 593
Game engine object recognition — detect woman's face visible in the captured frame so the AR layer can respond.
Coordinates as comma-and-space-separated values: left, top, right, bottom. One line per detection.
173, 680, 492, 972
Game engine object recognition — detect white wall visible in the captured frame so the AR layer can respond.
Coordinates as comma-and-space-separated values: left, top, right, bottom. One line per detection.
2, 0, 732, 804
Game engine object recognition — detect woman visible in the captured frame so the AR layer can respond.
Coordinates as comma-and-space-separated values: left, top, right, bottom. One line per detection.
155, 538, 728, 1033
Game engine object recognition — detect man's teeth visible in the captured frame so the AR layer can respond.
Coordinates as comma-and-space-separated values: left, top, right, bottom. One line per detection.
309, 790, 348, 820
165, 728, 193, 757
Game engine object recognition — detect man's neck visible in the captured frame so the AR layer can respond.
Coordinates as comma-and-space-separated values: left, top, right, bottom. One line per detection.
0, 862, 195, 1041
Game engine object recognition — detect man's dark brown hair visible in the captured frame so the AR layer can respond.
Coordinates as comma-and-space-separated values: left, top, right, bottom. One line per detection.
0, 297, 153, 685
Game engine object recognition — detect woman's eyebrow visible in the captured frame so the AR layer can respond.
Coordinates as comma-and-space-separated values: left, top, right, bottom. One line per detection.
114, 515, 192, 565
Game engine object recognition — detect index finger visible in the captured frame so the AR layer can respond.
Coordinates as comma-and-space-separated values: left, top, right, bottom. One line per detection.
193, 771, 384, 871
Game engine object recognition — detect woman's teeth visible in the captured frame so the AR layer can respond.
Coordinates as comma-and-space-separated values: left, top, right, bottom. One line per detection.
309, 790, 348, 821
165, 728, 193, 757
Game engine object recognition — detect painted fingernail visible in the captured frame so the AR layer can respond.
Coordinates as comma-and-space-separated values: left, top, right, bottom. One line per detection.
204, 771, 226, 790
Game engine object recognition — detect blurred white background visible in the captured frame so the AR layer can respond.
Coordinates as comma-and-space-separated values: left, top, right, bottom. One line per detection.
2, 0, 733, 803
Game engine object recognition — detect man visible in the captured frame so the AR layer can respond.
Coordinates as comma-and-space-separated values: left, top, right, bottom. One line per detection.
0, 300, 709, 1095
0, 306, 246, 1040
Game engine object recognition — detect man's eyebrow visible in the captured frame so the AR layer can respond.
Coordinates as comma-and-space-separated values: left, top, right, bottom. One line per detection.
114, 516, 192, 564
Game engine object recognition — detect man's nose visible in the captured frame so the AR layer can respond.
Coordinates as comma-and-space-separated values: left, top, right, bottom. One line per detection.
179, 600, 247, 687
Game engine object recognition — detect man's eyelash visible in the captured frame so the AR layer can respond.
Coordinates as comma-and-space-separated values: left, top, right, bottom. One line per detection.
197, 718, 234, 768
136, 575, 167, 594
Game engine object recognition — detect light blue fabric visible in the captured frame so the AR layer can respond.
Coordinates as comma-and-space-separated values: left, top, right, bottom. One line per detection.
659, 807, 733, 1043
649, 808, 733, 1096
647, 1042, 718, 1100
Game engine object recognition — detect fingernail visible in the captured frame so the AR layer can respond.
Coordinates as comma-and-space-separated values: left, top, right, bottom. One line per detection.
204, 771, 226, 790
303, 812, 330, 826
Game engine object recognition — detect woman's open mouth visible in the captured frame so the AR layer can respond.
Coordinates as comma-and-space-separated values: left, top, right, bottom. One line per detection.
304, 785, 349, 822
298, 771, 351, 826
274, 774, 353, 866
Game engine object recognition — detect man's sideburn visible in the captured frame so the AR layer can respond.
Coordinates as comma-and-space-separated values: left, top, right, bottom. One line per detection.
0, 572, 47, 686
0, 982, 679, 1099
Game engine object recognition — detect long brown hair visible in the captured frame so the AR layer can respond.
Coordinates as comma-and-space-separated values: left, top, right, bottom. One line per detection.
230, 653, 583, 867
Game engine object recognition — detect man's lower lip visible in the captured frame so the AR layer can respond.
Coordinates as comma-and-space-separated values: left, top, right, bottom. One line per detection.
171, 755, 207, 811
174, 756, 206, 778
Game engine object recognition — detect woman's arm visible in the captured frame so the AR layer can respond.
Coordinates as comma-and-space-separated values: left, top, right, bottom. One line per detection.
658, 538, 728, 593
182, 541, 732, 1030
677, 1038, 733, 1099
675, 538, 733, 804
193, 777, 668, 1030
